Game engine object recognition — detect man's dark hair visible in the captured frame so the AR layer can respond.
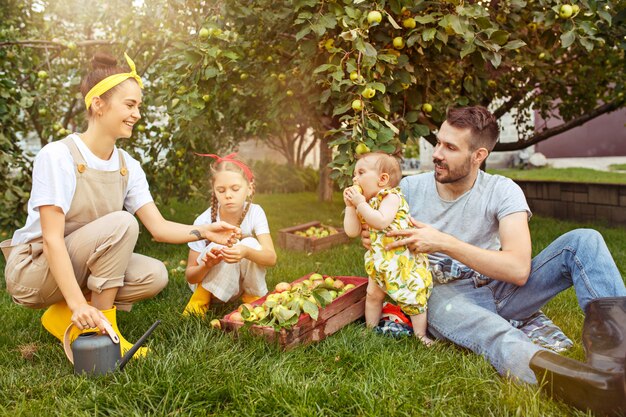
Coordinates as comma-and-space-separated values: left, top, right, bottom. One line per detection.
446, 106, 499, 152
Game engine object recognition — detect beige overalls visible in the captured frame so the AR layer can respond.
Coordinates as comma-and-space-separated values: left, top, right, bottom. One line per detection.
1, 137, 167, 311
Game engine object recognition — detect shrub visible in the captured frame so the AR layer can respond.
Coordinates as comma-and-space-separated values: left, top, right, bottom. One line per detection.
249, 160, 318, 194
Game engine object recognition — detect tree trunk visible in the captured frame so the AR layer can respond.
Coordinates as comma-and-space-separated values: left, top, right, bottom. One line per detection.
318, 138, 333, 202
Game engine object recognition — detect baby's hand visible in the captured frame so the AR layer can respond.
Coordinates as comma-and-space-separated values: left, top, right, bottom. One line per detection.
347, 186, 366, 206
343, 188, 354, 207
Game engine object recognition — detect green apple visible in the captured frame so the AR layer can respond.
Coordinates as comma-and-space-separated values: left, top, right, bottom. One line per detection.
559, 4, 573, 19
355, 143, 370, 155
309, 273, 323, 281
37, 70, 48, 79
362, 87, 376, 99
367, 10, 382, 24
351, 99, 363, 111
403, 18, 416, 29
392, 37, 405, 49
199, 28, 210, 39
421, 103, 433, 113
202, 94, 210, 102
209, 319, 221, 329
571, 4, 580, 14
136, 124, 146, 132
277, 73, 286, 82
349, 71, 359, 82
240, 73, 249, 80
324, 277, 335, 286
286, 90, 294, 97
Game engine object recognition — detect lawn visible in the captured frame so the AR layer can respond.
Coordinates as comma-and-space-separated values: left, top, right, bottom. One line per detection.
1, 192, 624, 416
489, 166, 626, 184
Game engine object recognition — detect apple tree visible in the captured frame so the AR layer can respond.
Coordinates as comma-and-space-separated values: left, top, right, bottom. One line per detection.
168, 0, 624, 196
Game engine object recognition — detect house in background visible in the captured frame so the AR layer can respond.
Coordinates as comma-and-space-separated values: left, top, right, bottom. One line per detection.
419, 107, 626, 171
534, 108, 626, 169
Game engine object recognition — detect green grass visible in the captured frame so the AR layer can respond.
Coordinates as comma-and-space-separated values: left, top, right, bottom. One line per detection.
1, 192, 625, 416
489, 167, 626, 184
609, 163, 626, 172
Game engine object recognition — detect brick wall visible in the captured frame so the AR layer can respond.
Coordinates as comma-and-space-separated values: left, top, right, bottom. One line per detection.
515, 180, 626, 226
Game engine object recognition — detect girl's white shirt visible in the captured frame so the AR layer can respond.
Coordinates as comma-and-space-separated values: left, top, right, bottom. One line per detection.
11, 133, 153, 245
187, 203, 270, 253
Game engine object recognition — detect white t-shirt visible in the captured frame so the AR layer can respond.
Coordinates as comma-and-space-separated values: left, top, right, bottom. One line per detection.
11, 134, 153, 245
188, 203, 270, 253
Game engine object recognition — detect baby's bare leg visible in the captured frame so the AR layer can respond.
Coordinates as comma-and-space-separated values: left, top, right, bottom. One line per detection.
410, 312, 434, 346
365, 278, 386, 328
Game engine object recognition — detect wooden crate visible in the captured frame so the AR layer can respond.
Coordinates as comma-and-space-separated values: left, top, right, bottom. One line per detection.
277, 221, 350, 253
219, 274, 367, 350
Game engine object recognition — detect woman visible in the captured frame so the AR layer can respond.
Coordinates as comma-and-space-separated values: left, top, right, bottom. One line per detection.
1, 52, 239, 358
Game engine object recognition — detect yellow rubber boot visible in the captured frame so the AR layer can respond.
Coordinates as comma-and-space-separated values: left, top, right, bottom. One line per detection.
41, 301, 73, 342
241, 293, 260, 304
182, 286, 211, 317
101, 306, 148, 359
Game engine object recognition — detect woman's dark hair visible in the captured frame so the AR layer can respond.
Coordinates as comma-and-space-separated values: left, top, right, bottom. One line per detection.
80, 52, 128, 115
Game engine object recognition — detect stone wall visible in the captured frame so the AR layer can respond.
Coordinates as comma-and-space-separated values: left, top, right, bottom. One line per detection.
515, 180, 626, 226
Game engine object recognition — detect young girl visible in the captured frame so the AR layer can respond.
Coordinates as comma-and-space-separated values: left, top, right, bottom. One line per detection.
183, 153, 277, 315
343, 152, 434, 345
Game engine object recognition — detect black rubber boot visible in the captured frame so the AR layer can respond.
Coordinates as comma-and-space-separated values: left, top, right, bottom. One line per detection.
530, 297, 626, 416
530, 351, 625, 416
583, 297, 626, 373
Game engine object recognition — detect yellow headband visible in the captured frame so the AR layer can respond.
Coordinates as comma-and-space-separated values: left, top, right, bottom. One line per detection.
84, 52, 144, 110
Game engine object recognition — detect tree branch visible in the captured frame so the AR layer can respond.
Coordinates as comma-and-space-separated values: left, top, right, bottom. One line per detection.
0, 39, 118, 48
493, 100, 625, 151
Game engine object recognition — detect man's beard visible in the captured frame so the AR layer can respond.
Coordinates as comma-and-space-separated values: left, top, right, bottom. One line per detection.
433, 156, 472, 184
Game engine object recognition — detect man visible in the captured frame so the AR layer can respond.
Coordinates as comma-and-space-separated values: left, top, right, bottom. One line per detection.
381, 105, 626, 383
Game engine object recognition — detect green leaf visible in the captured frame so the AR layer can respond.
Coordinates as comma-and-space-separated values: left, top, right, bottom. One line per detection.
405, 111, 419, 123
489, 52, 502, 68
302, 300, 319, 320
597, 10, 612, 25
460, 43, 476, 58
422, 28, 437, 42
379, 117, 399, 134
414, 124, 431, 137
295, 26, 311, 41
414, 15, 436, 24
333, 101, 353, 116
368, 82, 386, 93
503, 39, 527, 50
560, 30, 575, 49
314, 64, 336, 74
386, 13, 401, 29
363, 42, 378, 57
490, 30, 509, 45
313, 288, 333, 305
578, 36, 594, 52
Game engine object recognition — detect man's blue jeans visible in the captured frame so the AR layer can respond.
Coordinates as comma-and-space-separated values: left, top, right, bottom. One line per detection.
426, 229, 626, 383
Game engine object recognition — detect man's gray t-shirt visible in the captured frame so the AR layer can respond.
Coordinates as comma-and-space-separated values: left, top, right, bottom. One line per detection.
399, 170, 531, 285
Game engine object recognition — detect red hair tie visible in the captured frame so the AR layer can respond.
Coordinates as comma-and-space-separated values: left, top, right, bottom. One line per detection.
195, 152, 254, 183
